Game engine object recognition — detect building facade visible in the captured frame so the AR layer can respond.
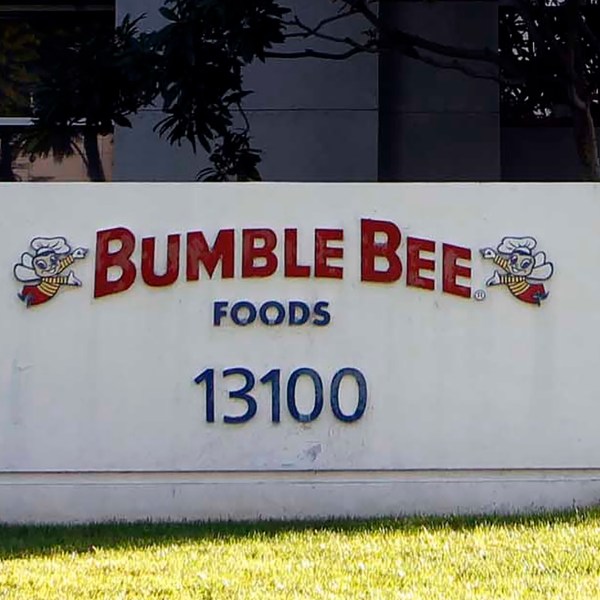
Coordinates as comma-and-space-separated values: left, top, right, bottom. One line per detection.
0, 0, 588, 182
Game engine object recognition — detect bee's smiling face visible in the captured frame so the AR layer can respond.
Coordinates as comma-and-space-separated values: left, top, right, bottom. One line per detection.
33, 252, 60, 277
508, 251, 534, 276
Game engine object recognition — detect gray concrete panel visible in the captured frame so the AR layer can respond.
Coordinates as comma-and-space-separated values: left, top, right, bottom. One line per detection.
117, 0, 163, 28
501, 127, 586, 181
381, 112, 500, 181
381, 1, 499, 113
113, 112, 209, 182
118, 0, 378, 110
244, 0, 378, 110
114, 108, 378, 182
247, 109, 378, 181
243, 54, 377, 111
115, 1, 504, 183
382, 58, 499, 115
379, 1, 501, 181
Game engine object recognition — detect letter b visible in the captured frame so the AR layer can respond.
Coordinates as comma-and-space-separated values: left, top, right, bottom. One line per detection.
94, 227, 137, 298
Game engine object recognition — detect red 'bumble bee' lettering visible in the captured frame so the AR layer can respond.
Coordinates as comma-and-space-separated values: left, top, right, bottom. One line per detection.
187, 230, 234, 280
284, 229, 310, 278
93, 223, 473, 300
142, 234, 180, 287
315, 229, 344, 279
361, 219, 402, 283
94, 227, 136, 299
407, 237, 436, 291
242, 229, 278, 278
443, 244, 472, 298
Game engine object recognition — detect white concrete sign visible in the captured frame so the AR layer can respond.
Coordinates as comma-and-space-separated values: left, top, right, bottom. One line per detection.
1, 183, 600, 522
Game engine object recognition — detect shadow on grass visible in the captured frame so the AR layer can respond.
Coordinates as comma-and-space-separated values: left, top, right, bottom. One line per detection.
1, 507, 599, 561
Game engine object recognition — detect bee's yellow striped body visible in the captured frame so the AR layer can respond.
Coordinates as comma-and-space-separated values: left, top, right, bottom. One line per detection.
37, 255, 75, 298
493, 255, 531, 298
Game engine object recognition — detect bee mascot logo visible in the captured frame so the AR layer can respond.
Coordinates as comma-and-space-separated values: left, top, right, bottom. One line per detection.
480, 236, 554, 306
13, 237, 88, 308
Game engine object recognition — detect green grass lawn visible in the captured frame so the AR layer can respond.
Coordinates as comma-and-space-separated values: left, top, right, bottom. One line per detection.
2, 509, 600, 599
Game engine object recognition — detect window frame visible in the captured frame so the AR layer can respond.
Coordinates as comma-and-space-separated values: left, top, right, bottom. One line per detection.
0, 1, 116, 120
0, 3, 113, 14
0, 118, 34, 126
0, 1, 115, 181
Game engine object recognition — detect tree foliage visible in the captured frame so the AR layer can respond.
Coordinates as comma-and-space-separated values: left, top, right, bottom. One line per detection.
0, 0, 288, 181
0, 21, 38, 181
497, 1, 600, 178
501, 2, 600, 120
151, 0, 288, 179
22, 14, 156, 181
0, 21, 38, 116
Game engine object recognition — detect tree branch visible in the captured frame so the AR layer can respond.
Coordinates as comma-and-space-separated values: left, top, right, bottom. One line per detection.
284, 15, 366, 49
283, 8, 359, 40
270, 0, 573, 91
339, 0, 504, 66
412, 54, 516, 85
264, 47, 369, 60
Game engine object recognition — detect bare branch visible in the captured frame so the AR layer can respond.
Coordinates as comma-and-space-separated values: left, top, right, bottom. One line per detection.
284, 15, 375, 53
269, 0, 570, 92
339, 0, 503, 64
264, 47, 369, 61
287, 16, 350, 43
283, 8, 359, 40
414, 54, 513, 85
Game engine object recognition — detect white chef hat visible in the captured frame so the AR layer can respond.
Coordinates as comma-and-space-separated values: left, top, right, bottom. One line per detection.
497, 236, 537, 255
31, 237, 71, 256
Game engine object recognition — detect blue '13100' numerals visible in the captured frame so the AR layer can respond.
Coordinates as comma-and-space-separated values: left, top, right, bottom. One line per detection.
194, 368, 367, 424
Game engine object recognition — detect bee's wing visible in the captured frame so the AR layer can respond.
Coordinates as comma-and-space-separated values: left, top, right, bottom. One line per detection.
533, 252, 547, 268
21, 253, 33, 269
528, 262, 554, 281
14, 263, 40, 283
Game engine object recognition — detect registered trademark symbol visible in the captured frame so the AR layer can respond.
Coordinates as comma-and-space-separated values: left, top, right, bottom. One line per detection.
473, 289, 487, 301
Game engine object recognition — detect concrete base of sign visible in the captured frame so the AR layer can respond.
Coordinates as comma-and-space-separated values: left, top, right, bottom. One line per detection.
2, 469, 599, 524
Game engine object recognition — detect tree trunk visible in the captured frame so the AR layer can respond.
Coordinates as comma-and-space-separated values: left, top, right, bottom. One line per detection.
565, 0, 600, 181
0, 133, 18, 182
83, 129, 106, 182
572, 103, 600, 181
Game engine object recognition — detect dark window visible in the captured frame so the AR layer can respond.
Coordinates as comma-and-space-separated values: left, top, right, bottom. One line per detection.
0, 1, 115, 181
499, 1, 600, 127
